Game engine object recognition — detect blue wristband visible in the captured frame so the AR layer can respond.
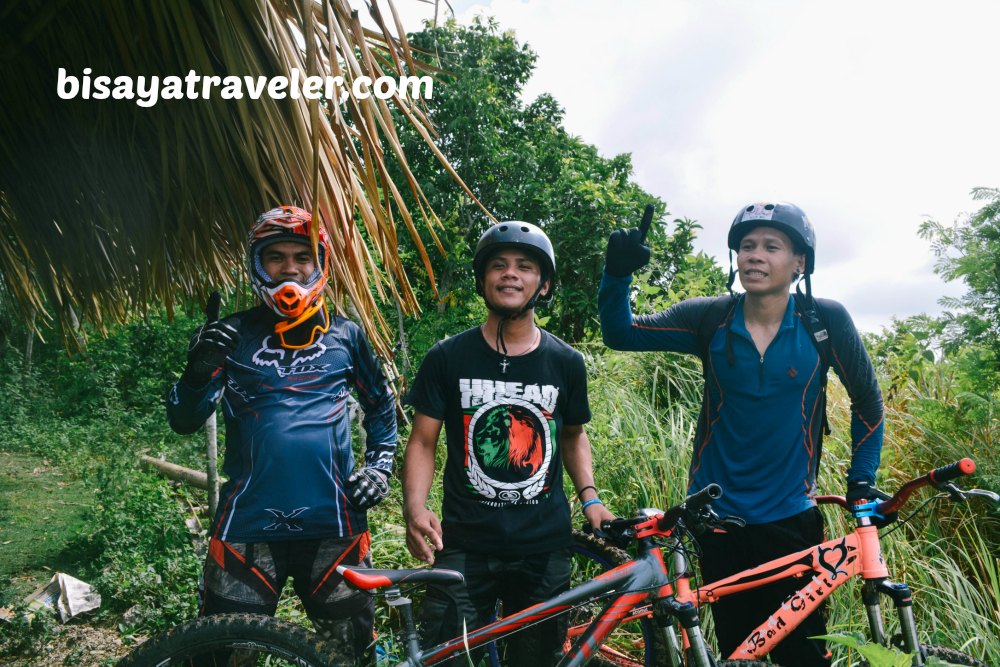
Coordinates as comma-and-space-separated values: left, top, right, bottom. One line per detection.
581, 498, 604, 511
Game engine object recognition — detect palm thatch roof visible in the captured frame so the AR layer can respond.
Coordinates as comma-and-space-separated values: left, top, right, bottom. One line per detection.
0, 0, 486, 360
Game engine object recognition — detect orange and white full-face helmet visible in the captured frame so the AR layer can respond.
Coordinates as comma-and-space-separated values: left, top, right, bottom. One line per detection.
247, 206, 332, 319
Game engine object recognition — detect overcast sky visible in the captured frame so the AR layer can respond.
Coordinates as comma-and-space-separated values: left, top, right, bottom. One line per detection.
383, 1, 1000, 332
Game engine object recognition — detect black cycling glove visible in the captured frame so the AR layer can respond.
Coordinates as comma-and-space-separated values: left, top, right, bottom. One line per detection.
347, 467, 390, 511
604, 228, 651, 277
182, 292, 240, 387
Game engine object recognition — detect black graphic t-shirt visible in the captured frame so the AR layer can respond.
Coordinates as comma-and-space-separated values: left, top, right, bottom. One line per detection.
408, 326, 591, 556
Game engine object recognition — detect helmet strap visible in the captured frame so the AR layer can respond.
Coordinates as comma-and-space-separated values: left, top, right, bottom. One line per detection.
795, 275, 816, 313
495, 316, 510, 374
482, 280, 547, 320
726, 250, 736, 295
274, 301, 330, 349
492, 309, 541, 376
486, 280, 546, 375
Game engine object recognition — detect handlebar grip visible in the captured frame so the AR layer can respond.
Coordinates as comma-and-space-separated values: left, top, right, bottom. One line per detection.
657, 484, 723, 532
685, 483, 723, 512
929, 458, 976, 485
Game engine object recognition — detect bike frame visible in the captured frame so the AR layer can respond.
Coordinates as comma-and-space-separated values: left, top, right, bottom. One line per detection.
409, 537, 691, 667
673, 522, 890, 661
343, 463, 981, 667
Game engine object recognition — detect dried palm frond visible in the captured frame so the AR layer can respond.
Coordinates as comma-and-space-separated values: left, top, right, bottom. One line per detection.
0, 0, 489, 360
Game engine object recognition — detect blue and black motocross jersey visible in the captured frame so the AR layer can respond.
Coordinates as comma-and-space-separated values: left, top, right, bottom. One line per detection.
167, 305, 397, 542
599, 272, 884, 525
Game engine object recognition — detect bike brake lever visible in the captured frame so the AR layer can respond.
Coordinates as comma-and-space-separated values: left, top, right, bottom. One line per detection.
718, 516, 747, 530
939, 482, 968, 503
964, 488, 1000, 504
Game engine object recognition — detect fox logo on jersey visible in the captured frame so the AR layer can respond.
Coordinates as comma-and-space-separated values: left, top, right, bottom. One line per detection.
252, 335, 327, 368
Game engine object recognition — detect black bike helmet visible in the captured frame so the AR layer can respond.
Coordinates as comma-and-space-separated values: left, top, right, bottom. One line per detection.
728, 201, 816, 275
472, 221, 557, 305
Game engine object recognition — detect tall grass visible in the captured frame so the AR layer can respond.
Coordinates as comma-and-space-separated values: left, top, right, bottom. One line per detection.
583, 349, 701, 513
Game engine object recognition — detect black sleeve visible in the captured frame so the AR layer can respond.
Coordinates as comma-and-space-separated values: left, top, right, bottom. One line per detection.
406, 341, 448, 420
561, 348, 591, 426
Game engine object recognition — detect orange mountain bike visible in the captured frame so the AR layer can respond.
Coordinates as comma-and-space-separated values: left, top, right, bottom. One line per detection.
579, 457, 996, 667
118, 459, 996, 666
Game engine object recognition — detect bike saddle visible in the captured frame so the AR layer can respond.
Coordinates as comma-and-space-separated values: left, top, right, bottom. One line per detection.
337, 565, 465, 590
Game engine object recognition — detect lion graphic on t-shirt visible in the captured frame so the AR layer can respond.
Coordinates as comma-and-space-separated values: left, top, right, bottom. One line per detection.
475, 404, 544, 479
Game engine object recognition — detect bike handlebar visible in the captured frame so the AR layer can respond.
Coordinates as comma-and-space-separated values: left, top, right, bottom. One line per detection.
878, 457, 976, 515
657, 483, 722, 530
588, 484, 724, 544
654, 484, 722, 534
815, 458, 978, 515
929, 458, 976, 484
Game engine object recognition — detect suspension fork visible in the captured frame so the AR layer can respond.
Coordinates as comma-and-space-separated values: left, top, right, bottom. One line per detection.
656, 597, 714, 667
651, 535, 711, 667
863, 578, 924, 666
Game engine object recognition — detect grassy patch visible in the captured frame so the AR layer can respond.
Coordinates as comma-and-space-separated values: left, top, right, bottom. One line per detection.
0, 450, 95, 601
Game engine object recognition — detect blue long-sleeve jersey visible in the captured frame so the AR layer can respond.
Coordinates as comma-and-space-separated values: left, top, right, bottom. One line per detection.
167, 306, 397, 542
599, 273, 883, 524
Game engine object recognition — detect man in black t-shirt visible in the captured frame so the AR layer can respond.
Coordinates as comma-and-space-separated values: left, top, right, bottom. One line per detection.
403, 222, 614, 666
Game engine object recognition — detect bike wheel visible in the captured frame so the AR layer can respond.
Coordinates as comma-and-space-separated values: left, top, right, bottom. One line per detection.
565, 529, 672, 667
117, 613, 343, 666
918, 645, 987, 666
852, 641, 986, 667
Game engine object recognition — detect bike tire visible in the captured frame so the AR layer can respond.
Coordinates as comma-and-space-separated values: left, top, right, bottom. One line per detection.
881, 634, 989, 667
918, 645, 987, 666
852, 641, 987, 667
565, 529, 673, 667
117, 613, 343, 667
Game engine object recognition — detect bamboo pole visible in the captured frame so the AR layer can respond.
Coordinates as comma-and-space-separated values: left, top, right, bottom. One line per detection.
140, 455, 213, 490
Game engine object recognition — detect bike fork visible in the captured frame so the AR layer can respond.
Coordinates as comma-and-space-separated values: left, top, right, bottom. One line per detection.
864, 579, 924, 666
657, 598, 714, 667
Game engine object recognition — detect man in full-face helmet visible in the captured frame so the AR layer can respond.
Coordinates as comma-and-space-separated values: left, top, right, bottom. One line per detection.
403, 221, 615, 666
166, 205, 398, 663
599, 202, 884, 666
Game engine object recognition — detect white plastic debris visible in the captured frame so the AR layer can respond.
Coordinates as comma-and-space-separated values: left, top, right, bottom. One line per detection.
20, 572, 101, 623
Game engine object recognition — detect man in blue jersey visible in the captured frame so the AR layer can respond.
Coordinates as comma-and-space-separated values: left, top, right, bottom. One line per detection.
599, 202, 884, 666
167, 205, 397, 663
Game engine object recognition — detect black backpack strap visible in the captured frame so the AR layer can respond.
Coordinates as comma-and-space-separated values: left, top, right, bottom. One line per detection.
793, 292, 833, 442
793, 291, 832, 369
697, 296, 738, 365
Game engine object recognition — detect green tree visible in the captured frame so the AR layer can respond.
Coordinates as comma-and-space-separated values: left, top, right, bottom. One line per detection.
919, 187, 1000, 385
390, 18, 724, 350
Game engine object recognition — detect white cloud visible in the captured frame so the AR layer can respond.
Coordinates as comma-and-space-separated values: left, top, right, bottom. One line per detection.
380, 0, 1000, 331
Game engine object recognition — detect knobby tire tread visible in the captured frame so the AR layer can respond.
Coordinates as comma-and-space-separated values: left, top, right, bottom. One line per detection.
913, 644, 986, 667
852, 642, 986, 667
118, 612, 342, 666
